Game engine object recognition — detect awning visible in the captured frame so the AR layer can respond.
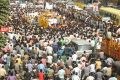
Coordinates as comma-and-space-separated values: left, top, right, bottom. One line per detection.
100, 6, 120, 17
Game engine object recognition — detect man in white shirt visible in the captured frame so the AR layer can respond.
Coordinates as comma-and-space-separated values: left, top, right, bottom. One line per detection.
86, 75, 95, 80
72, 52, 78, 61
72, 72, 80, 80
57, 67, 65, 80
46, 45, 53, 54
89, 63, 96, 73
47, 54, 53, 64
72, 65, 81, 78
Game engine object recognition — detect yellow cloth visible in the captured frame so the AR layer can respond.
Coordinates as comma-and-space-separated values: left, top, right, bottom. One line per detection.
0, 68, 6, 77
95, 60, 102, 70
16, 58, 22, 65
106, 67, 112, 77
24, 54, 29, 60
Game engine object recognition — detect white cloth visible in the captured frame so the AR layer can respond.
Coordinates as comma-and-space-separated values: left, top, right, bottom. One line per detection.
58, 69, 65, 79
72, 75, 80, 80
91, 40, 95, 47
73, 67, 81, 77
89, 64, 96, 72
47, 55, 53, 64
86, 76, 95, 80
72, 54, 77, 61
46, 46, 53, 54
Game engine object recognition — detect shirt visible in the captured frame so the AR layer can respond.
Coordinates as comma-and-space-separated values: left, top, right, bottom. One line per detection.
83, 66, 90, 76
72, 54, 77, 61
86, 76, 95, 80
89, 64, 96, 72
72, 75, 80, 80
41, 58, 46, 66
73, 67, 81, 77
96, 71, 103, 80
91, 40, 95, 47
27, 63, 33, 72
7, 75, 16, 80
58, 69, 65, 79
37, 64, 45, 72
47, 56, 53, 64
109, 77, 117, 80
95, 60, 102, 70
39, 72, 44, 80
47, 68, 54, 77
16, 58, 22, 65
46, 46, 53, 54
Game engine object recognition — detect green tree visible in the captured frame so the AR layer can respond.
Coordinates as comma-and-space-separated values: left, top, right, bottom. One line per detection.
0, 0, 9, 51
0, 0, 9, 25
0, 33, 7, 50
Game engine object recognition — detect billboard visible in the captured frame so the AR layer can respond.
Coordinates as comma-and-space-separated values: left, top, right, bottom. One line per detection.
0, 27, 13, 32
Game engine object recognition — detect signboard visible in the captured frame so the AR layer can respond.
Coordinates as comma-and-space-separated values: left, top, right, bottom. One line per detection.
0, 27, 13, 32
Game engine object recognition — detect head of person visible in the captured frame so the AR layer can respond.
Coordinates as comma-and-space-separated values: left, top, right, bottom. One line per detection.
16, 60, 18, 63
72, 71, 75, 75
60, 66, 64, 70
75, 72, 78, 75
40, 69, 43, 72
10, 72, 14, 76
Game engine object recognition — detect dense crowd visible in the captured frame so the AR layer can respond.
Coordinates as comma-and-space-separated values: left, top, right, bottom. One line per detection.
0, 3, 119, 80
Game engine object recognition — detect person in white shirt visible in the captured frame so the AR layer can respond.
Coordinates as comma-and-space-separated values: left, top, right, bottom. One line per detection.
57, 67, 65, 80
72, 52, 78, 61
47, 54, 53, 64
86, 73, 95, 80
89, 62, 96, 73
46, 45, 53, 54
72, 65, 81, 78
72, 72, 80, 80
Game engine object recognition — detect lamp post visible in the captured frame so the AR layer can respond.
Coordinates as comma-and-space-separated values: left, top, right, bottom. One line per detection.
44, 0, 46, 9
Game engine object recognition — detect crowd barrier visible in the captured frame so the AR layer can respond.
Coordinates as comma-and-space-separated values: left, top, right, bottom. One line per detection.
101, 39, 120, 61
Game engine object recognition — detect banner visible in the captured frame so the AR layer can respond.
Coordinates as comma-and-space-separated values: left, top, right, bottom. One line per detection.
0, 27, 13, 32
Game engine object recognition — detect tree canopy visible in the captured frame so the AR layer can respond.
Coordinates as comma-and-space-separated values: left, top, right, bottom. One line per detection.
0, 0, 9, 50
0, 0, 9, 26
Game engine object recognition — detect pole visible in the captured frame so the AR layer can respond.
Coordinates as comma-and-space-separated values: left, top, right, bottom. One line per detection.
8, 0, 10, 5
44, 0, 46, 9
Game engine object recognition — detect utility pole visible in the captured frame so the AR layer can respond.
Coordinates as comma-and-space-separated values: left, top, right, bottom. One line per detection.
44, 0, 46, 9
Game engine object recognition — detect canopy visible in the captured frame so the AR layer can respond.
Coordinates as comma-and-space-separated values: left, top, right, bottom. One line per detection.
100, 6, 120, 17
74, 2, 86, 9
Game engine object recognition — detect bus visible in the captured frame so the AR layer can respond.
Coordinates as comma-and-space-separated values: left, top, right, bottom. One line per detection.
99, 6, 120, 26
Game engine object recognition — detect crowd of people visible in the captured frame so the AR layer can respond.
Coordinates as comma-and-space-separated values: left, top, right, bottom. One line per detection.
0, 2, 119, 80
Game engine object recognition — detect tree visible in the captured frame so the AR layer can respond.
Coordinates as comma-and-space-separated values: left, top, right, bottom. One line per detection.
0, 33, 7, 50
0, 0, 9, 51
0, 0, 9, 26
